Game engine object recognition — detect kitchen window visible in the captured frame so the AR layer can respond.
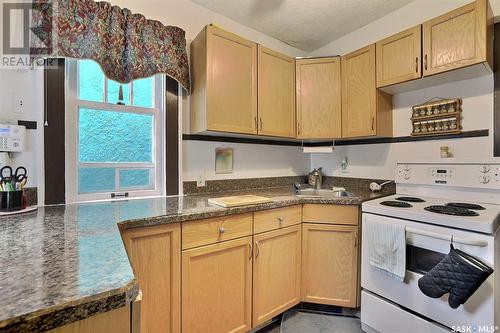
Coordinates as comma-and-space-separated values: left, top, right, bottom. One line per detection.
65, 60, 164, 203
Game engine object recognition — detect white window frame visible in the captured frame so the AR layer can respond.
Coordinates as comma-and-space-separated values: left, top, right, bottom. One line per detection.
65, 60, 165, 203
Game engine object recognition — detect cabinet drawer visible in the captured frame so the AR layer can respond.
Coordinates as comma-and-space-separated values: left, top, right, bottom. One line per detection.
302, 204, 359, 225
182, 213, 253, 250
254, 206, 302, 234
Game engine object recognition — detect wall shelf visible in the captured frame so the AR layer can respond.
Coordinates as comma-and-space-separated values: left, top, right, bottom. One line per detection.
183, 129, 489, 148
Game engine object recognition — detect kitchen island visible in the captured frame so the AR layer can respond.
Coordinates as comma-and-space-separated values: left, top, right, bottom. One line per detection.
0, 185, 393, 332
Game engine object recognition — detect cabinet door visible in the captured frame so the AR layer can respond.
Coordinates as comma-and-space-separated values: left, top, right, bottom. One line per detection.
376, 25, 422, 87
207, 26, 258, 134
341, 45, 377, 138
122, 224, 181, 333
258, 46, 295, 138
253, 225, 301, 327
182, 236, 253, 333
296, 57, 342, 139
301, 223, 359, 308
422, 0, 489, 76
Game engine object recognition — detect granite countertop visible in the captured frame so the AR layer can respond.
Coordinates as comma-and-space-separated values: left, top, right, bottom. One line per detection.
0, 185, 393, 332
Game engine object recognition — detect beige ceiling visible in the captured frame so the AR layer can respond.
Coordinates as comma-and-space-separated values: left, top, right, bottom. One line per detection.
191, 0, 414, 52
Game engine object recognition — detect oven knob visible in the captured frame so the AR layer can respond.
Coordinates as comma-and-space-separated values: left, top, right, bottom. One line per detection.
479, 165, 490, 173
479, 175, 490, 184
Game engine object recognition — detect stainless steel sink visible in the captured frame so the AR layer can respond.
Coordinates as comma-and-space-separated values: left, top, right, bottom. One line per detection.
295, 188, 356, 198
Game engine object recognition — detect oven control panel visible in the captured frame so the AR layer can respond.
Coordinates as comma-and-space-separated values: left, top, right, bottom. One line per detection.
396, 162, 500, 189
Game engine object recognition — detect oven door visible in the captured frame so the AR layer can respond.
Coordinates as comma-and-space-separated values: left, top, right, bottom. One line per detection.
361, 213, 495, 329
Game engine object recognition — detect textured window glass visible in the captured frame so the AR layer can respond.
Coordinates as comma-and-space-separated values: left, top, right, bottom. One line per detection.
133, 77, 154, 108
79, 108, 153, 163
78, 167, 115, 193
119, 169, 152, 189
107, 80, 131, 105
79, 60, 104, 102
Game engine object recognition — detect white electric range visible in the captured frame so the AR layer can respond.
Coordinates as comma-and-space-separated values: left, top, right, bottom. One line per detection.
361, 160, 500, 333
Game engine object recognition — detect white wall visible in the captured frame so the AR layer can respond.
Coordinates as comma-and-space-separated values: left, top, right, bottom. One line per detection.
183, 141, 309, 181
310, 0, 495, 180
0, 69, 44, 190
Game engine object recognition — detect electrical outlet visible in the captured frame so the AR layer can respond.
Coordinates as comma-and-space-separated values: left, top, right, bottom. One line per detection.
196, 172, 206, 187
12, 93, 25, 114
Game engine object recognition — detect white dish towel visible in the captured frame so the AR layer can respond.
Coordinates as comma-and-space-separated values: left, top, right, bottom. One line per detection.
365, 220, 406, 281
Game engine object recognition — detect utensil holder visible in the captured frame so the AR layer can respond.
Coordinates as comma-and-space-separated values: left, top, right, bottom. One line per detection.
0, 191, 24, 212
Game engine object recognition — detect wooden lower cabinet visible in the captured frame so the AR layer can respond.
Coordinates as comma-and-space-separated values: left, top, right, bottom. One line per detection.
253, 225, 301, 327
182, 236, 253, 333
301, 223, 359, 308
46, 305, 130, 333
122, 223, 181, 333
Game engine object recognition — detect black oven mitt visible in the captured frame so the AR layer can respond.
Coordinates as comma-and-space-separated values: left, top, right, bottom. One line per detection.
417, 244, 493, 309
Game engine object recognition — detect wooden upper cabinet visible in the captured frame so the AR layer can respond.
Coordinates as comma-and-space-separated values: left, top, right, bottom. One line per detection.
296, 57, 342, 139
182, 236, 253, 333
122, 224, 181, 333
258, 46, 296, 138
423, 0, 493, 76
190, 25, 258, 134
301, 223, 359, 308
253, 225, 301, 327
376, 25, 422, 87
342, 45, 392, 138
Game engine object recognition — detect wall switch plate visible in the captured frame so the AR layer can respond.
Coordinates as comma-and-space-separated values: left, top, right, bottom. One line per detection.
196, 172, 206, 187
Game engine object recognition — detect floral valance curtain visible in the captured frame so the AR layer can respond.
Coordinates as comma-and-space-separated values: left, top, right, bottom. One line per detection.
31, 0, 190, 91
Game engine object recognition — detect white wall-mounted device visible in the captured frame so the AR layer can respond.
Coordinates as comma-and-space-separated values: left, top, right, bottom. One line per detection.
0, 124, 26, 152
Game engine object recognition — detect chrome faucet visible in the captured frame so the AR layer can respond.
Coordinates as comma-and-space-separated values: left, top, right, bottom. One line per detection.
308, 167, 323, 190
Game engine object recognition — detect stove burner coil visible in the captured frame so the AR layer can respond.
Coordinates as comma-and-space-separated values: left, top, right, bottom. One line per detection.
446, 202, 485, 211
380, 201, 413, 208
396, 197, 426, 203
424, 205, 479, 217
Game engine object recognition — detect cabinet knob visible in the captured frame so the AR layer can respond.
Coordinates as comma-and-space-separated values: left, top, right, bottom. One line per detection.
278, 216, 284, 225
218, 227, 225, 234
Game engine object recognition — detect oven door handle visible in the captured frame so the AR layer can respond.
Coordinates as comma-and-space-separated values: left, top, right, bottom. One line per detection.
406, 227, 488, 247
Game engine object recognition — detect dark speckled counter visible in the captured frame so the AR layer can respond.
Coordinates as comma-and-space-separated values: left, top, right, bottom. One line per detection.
0, 185, 393, 332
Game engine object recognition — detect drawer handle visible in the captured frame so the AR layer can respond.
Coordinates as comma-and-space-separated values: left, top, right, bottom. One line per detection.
218, 227, 225, 235
278, 216, 284, 225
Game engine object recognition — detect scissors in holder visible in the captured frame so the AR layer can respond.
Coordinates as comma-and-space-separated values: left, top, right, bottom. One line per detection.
0, 166, 28, 191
